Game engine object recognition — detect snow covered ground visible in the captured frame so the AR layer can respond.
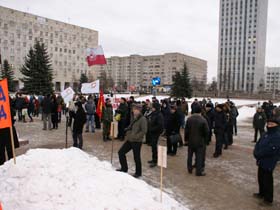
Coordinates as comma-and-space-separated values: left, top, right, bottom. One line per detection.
0, 148, 188, 210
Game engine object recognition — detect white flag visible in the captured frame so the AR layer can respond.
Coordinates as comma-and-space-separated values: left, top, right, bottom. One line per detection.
81, 80, 100, 94
61, 87, 75, 104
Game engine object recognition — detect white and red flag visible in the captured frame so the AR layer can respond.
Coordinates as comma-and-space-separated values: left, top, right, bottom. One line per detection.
86, 46, 107, 66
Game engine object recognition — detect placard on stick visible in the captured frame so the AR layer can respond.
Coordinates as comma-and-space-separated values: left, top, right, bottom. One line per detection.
157, 145, 167, 168
0, 78, 16, 164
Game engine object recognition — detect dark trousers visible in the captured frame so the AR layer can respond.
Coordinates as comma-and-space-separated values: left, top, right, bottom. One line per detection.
188, 146, 206, 175
207, 129, 212, 145
151, 134, 160, 162
254, 128, 264, 142
167, 135, 178, 154
258, 166, 273, 203
118, 119, 126, 139
94, 113, 101, 129
51, 112, 58, 129
27, 110, 33, 121
227, 130, 233, 145
103, 121, 111, 138
215, 132, 224, 155
0, 135, 13, 165
118, 141, 142, 176
17, 109, 22, 121
73, 132, 83, 149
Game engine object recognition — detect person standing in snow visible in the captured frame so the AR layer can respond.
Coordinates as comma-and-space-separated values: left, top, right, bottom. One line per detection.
85, 95, 96, 133
147, 102, 164, 168
253, 107, 267, 143
213, 104, 226, 158
185, 105, 209, 176
230, 102, 239, 135
253, 116, 280, 206
72, 101, 87, 149
101, 98, 113, 141
117, 104, 147, 178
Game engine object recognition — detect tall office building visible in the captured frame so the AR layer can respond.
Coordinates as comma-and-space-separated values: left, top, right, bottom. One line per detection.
217, 0, 268, 93
264, 67, 280, 92
0, 6, 98, 91
95, 53, 207, 91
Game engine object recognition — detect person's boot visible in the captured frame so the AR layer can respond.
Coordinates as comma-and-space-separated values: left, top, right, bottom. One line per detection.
107, 136, 112, 141
103, 135, 107, 142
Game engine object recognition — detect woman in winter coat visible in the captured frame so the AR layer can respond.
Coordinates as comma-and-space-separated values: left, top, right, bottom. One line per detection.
166, 105, 181, 156
72, 101, 87, 149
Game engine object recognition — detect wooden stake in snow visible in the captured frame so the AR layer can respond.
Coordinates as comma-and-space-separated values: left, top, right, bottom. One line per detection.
157, 145, 167, 202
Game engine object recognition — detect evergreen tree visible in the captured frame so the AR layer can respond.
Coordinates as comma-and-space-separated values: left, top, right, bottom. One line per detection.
20, 41, 53, 95
79, 73, 88, 91
171, 63, 192, 98
1, 59, 15, 92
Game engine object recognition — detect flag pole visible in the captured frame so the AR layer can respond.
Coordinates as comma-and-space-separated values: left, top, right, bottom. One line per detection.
9, 126, 16, 164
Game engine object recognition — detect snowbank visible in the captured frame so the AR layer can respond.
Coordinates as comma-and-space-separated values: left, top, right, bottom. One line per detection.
237, 106, 256, 123
0, 148, 188, 210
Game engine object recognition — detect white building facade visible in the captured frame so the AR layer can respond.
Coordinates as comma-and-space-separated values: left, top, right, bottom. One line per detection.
264, 67, 280, 92
217, 0, 268, 93
96, 53, 207, 91
0, 6, 98, 91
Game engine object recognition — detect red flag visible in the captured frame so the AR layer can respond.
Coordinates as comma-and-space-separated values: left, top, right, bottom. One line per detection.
96, 90, 105, 119
86, 46, 107, 66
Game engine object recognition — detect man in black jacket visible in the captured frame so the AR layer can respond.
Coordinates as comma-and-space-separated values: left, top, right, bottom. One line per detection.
185, 106, 209, 176
213, 104, 226, 158
41, 94, 52, 130
253, 107, 267, 143
147, 102, 164, 167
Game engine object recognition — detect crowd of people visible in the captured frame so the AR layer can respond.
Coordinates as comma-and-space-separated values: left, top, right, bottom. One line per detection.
1, 93, 280, 206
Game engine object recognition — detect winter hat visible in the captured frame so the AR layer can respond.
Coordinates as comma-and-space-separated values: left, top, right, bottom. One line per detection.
216, 104, 224, 110
170, 104, 177, 110
132, 103, 143, 111
267, 116, 280, 125
206, 103, 212, 108
152, 102, 161, 111
192, 105, 202, 114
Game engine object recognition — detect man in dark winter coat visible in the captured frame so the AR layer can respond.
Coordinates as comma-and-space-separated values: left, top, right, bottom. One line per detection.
116, 98, 128, 140
117, 104, 147, 178
253, 107, 267, 143
85, 95, 96, 133
213, 104, 226, 158
205, 103, 215, 145
166, 105, 181, 156
185, 106, 209, 176
147, 102, 164, 167
230, 102, 239, 135
41, 94, 52, 130
191, 99, 200, 114
101, 98, 113, 141
253, 116, 280, 206
72, 101, 87, 149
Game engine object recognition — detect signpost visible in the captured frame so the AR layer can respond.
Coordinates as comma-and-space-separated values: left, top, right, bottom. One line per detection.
157, 145, 167, 202
0, 78, 16, 164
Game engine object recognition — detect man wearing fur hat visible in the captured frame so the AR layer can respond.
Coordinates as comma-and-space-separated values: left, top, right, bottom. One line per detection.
117, 103, 147, 178
253, 116, 280, 206
147, 102, 164, 168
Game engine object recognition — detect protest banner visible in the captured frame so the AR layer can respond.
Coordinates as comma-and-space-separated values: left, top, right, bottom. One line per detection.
61, 87, 75, 104
81, 80, 100, 94
0, 78, 16, 164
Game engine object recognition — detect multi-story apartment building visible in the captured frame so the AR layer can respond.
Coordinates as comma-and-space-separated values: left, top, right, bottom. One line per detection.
0, 6, 98, 91
217, 0, 268, 93
264, 67, 280, 92
96, 53, 207, 91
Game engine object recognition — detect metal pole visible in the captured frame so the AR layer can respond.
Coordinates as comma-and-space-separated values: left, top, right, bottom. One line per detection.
65, 114, 69, 148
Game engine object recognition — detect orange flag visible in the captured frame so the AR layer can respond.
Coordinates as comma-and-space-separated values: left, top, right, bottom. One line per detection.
96, 90, 105, 119
0, 78, 12, 129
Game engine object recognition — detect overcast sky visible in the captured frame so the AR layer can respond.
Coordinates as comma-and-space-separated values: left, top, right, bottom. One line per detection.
1, 0, 279, 82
